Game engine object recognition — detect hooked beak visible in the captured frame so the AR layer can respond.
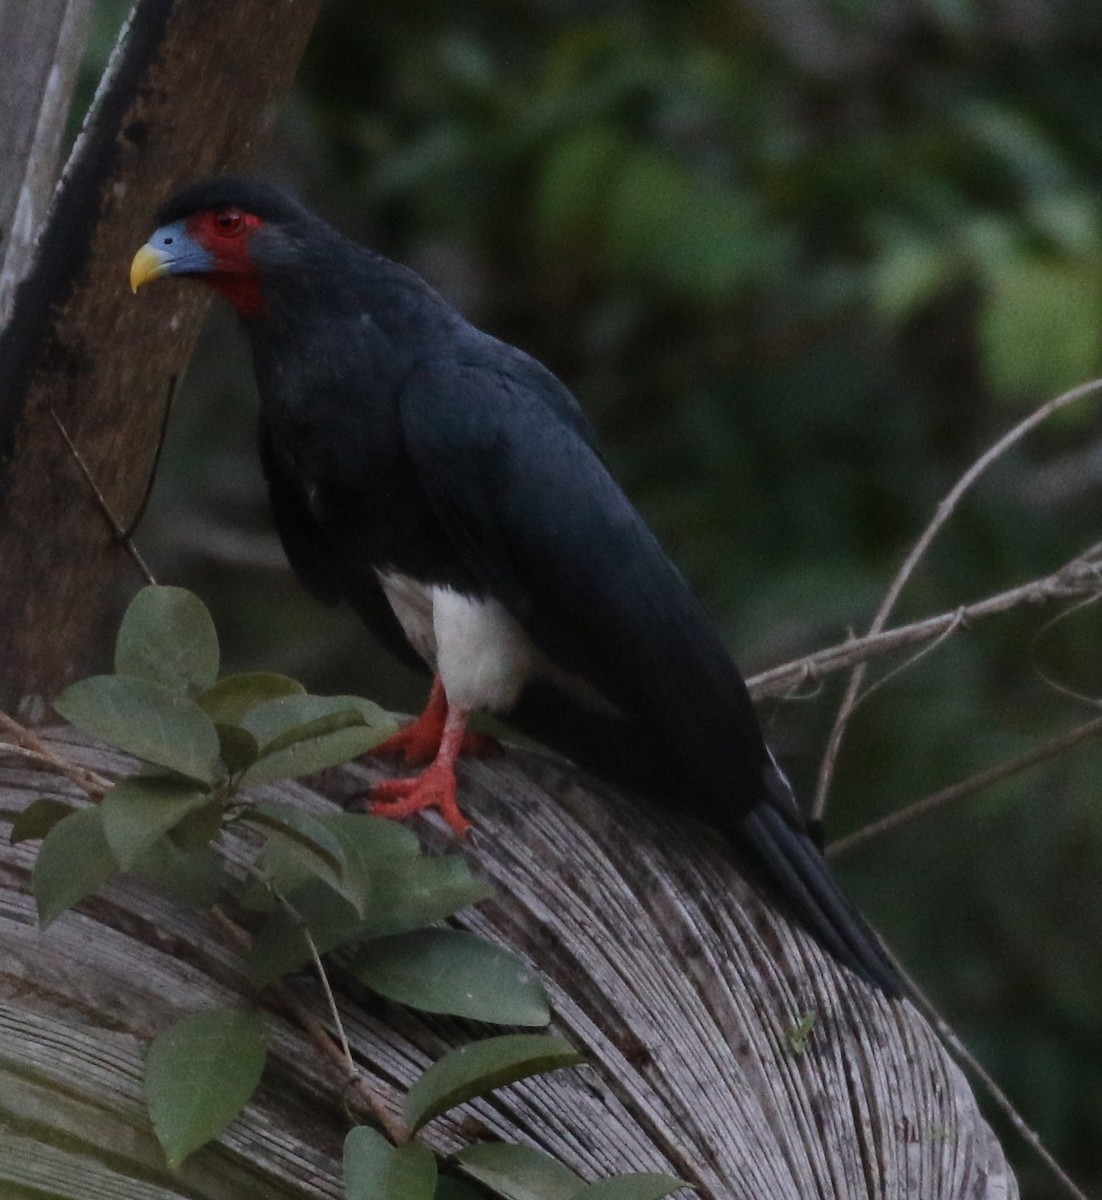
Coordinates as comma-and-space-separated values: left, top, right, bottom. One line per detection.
129, 220, 214, 293
129, 243, 168, 293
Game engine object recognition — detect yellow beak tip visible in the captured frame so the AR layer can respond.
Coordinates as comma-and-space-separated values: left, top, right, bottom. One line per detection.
129, 243, 166, 293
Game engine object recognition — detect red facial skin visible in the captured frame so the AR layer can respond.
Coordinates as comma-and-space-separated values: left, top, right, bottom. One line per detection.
186, 207, 267, 316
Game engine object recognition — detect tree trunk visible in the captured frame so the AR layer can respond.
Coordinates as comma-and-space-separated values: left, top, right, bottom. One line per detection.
0, 0, 323, 715
0, 728, 1019, 1199
0, 0, 93, 324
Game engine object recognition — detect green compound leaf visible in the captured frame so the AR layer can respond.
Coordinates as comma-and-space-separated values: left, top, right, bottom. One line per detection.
10, 797, 77, 844
144, 1009, 267, 1170
197, 671, 306, 724
114, 585, 220, 693
405, 1035, 584, 1134
54, 675, 220, 784
33, 806, 118, 927
344, 1126, 437, 1200
455, 1142, 582, 1200
101, 775, 214, 869
353, 929, 549, 1026
239, 694, 396, 785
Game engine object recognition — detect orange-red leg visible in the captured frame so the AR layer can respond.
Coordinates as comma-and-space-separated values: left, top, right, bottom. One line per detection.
369, 701, 472, 836
370, 675, 500, 767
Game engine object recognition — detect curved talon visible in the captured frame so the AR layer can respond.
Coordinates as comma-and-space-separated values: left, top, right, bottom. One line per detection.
369, 762, 471, 836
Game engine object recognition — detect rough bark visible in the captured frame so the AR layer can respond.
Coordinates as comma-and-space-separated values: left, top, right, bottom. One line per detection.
0, 728, 1018, 1199
0, 0, 323, 715
0, 0, 94, 324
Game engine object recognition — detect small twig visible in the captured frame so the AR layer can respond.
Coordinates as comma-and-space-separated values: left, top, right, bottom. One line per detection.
49, 406, 157, 585
813, 377, 1102, 819
124, 373, 177, 539
274, 884, 356, 1069
827, 713, 1102, 858
899, 962, 1092, 1200
747, 544, 1102, 700
210, 906, 408, 1144
0, 712, 112, 796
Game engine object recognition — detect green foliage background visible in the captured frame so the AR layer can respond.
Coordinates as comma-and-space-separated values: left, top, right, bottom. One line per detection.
83, 1, 1102, 1193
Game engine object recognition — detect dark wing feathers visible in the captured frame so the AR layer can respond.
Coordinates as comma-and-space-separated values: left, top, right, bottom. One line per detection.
258, 427, 427, 673
398, 357, 770, 821
398, 354, 900, 994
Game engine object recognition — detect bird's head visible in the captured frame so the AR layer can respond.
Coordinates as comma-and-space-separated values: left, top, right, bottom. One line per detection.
129, 178, 316, 317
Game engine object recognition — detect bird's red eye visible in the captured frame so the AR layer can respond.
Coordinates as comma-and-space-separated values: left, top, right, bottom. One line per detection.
214, 207, 244, 235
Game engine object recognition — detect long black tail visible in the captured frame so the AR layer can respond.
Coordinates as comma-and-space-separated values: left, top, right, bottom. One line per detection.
739, 802, 901, 996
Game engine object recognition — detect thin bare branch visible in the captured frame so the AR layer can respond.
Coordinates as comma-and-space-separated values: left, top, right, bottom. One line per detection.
827, 713, 1102, 858
813, 377, 1102, 819
748, 544, 1102, 700
0, 710, 111, 796
49, 406, 157, 586
899, 962, 1092, 1200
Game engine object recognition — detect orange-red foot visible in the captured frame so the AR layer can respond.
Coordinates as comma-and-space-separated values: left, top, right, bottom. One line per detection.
369, 761, 471, 836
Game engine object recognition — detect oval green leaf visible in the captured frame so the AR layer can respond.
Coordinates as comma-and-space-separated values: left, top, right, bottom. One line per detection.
53, 675, 220, 784
244, 879, 365, 986
364, 855, 494, 941
144, 1009, 267, 1169
10, 797, 77, 844
435, 1177, 488, 1200
240, 695, 396, 786
32, 806, 117, 927
129, 840, 224, 910
245, 854, 491, 987
114, 585, 220, 692
353, 929, 549, 1026
344, 1127, 437, 1200
405, 1035, 584, 1134
101, 776, 214, 869
240, 802, 348, 895
455, 1143, 582, 1200
197, 671, 305, 724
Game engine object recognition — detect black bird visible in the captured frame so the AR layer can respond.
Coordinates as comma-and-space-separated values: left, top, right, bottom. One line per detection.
131, 178, 899, 995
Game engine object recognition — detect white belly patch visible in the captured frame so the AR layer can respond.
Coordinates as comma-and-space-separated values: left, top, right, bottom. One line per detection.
376, 571, 536, 712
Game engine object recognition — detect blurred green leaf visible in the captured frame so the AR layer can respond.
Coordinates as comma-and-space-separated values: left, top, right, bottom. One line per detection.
405, 1035, 584, 1133
607, 149, 776, 300
979, 253, 1102, 401
101, 775, 213, 869
114, 585, 220, 693
10, 798, 77, 844
53, 675, 220, 785
33, 807, 117, 927
197, 672, 306, 724
455, 1142, 582, 1200
344, 1127, 437, 1200
352, 929, 549, 1025
144, 1009, 266, 1169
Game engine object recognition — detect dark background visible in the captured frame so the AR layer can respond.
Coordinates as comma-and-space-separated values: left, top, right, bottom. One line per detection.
81, 2, 1102, 1194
